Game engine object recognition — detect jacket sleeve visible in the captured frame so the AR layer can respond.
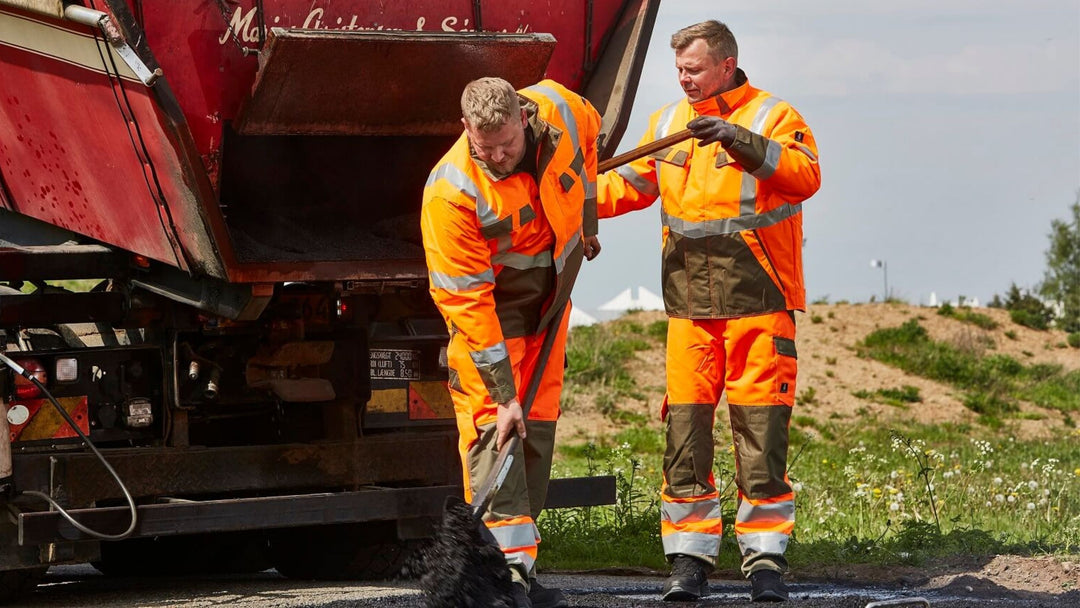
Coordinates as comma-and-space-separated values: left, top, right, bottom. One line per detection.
724, 103, 821, 202
596, 126, 661, 219
420, 195, 516, 404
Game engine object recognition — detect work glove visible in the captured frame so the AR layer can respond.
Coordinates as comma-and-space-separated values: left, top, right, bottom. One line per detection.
687, 116, 736, 147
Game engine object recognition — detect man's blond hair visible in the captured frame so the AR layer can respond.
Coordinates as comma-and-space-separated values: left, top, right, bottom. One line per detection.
670, 20, 738, 63
461, 77, 521, 132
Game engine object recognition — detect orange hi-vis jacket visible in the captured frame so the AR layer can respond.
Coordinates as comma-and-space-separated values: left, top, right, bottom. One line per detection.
598, 70, 821, 318
422, 80, 600, 404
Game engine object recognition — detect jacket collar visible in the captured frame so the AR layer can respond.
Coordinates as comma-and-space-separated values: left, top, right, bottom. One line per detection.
690, 68, 750, 117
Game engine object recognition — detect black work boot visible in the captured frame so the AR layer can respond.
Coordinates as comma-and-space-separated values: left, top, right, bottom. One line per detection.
508, 582, 533, 607
749, 569, 789, 602
528, 578, 568, 608
662, 554, 710, 601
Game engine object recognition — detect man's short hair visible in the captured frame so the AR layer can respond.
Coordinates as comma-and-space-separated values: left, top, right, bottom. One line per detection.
670, 20, 738, 63
461, 77, 521, 132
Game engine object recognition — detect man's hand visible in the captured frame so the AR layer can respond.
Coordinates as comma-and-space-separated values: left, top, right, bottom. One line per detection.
496, 397, 526, 450
687, 116, 736, 147
584, 235, 602, 260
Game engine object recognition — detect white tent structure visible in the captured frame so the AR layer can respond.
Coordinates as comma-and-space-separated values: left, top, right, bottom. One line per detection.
598, 286, 665, 312
568, 306, 598, 327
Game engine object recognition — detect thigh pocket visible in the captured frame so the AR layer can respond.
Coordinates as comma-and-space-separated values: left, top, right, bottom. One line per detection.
772, 336, 798, 406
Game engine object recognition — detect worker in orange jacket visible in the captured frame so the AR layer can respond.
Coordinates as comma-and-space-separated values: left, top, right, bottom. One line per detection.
597, 20, 821, 603
421, 76, 601, 608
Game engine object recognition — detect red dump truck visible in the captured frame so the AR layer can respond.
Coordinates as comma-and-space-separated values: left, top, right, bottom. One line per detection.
0, 0, 659, 598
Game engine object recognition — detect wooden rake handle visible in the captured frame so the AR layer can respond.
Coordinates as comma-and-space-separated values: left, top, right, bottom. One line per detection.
597, 128, 693, 173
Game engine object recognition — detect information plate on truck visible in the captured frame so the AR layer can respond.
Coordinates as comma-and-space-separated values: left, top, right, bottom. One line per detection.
369, 349, 419, 380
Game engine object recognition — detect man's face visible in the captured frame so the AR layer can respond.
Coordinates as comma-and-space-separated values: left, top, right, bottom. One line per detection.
463, 109, 528, 176
675, 38, 736, 103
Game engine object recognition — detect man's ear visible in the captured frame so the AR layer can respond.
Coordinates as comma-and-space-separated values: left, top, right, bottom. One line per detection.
461, 117, 470, 132
520, 108, 528, 128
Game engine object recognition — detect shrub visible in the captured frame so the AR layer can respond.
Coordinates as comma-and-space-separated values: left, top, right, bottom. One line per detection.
1068, 332, 1080, 349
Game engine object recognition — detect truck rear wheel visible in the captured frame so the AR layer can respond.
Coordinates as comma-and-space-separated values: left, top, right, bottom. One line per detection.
269, 521, 422, 581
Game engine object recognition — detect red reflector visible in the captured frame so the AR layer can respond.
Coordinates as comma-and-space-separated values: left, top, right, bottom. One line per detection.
13, 359, 46, 399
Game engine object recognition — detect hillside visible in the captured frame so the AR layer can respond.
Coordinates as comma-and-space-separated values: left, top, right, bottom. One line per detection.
559, 303, 1080, 444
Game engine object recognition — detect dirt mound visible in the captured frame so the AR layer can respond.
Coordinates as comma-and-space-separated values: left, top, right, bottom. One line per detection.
559, 303, 1079, 443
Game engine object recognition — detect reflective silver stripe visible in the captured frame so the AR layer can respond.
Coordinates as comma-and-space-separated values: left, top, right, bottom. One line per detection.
555, 231, 581, 273
489, 521, 539, 550
736, 499, 795, 525
736, 531, 790, 556
526, 84, 579, 152
739, 171, 758, 216
504, 550, 536, 573
584, 179, 596, 198
470, 341, 509, 368
427, 162, 499, 228
654, 101, 679, 140
493, 250, 553, 270
429, 268, 495, 291
615, 165, 659, 197
739, 96, 782, 214
795, 143, 817, 161
662, 499, 721, 524
751, 96, 781, 135
662, 531, 720, 559
662, 203, 802, 238
752, 139, 782, 180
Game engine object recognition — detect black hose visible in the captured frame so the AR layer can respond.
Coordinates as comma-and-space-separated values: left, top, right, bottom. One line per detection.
0, 352, 138, 540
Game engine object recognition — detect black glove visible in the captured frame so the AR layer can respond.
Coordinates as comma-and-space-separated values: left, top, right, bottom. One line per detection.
687, 116, 736, 147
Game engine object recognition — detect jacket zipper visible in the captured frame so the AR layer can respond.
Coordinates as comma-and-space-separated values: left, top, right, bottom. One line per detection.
752, 228, 785, 293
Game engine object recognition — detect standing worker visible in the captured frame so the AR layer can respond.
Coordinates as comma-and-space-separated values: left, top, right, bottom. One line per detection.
421, 76, 601, 608
597, 20, 821, 603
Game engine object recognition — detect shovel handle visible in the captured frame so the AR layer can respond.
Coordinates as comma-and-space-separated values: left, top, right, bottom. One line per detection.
598, 128, 693, 173
470, 303, 569, 516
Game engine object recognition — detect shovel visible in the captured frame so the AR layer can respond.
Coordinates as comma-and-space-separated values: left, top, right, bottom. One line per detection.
418, 303, 568, 607
598, 128, 693, 173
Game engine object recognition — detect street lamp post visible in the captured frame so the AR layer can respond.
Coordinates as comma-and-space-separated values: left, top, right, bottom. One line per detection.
870, 259, 888, 302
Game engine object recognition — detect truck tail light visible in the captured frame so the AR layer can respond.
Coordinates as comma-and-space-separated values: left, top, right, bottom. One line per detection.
13, 358, 46, 400
55, 357, 78, 382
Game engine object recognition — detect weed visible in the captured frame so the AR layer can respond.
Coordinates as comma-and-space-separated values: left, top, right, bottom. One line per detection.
1005, 330, 1018, 340
646, 320, 668, 343
799, 386, 819, 406
811, 314, 824, 324
854, 386, 922, 408
826, 356, 837, 365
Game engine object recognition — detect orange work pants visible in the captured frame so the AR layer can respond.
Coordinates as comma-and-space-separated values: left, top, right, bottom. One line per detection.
445, 308, 569, 582
661, 311, 796, 576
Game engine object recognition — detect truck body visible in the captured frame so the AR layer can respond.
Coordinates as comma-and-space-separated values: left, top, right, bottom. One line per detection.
0, 0, 658, 597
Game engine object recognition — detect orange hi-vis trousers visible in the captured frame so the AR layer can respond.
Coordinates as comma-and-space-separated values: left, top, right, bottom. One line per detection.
447, 309, 570, 582
661, 311, 796, 575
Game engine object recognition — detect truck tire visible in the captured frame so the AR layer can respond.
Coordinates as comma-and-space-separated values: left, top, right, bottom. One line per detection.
0, 567, 46, 604
269, 521, 422, 581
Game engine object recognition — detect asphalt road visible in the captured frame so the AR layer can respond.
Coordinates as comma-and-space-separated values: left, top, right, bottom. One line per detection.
7, 567, 1074, 607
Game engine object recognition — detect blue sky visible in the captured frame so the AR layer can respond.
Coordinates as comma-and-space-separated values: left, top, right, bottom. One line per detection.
576, 0, 1080, 310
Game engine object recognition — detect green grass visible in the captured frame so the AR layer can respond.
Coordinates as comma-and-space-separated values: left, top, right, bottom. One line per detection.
853, 385, 923, 408
566, 320, 651, 387
937, 302, 1000, 330
540, 315, 1080, 573
543, 423, 1080, 572
856, 319, 1080, 416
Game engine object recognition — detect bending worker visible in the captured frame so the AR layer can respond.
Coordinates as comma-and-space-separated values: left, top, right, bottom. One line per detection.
421, 76, 601, 608
597, 20, 821, 603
